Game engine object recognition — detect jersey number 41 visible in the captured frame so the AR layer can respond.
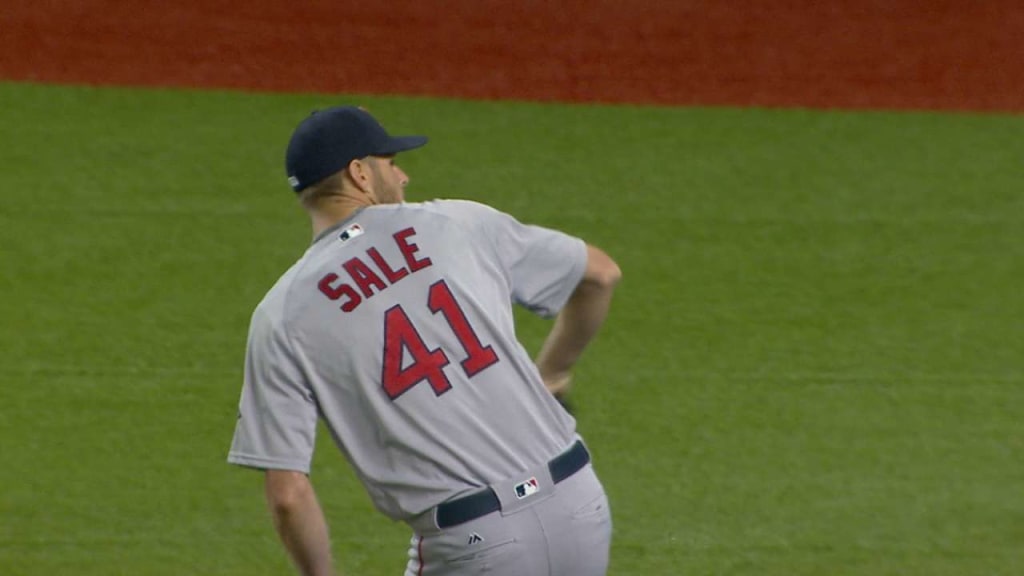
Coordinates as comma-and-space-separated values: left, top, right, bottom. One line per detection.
381, 280, 499, 400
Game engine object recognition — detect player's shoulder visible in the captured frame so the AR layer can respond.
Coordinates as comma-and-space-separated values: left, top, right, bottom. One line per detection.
401, 198, 505, 221
249, 257, 309, 331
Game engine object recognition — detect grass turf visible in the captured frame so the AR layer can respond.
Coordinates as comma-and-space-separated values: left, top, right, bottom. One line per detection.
1, 81, 1021, 575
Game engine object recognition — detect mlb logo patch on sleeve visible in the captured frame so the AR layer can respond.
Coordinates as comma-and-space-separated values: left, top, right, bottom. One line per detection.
339, 223, 364, 242
514, 477, 539, 499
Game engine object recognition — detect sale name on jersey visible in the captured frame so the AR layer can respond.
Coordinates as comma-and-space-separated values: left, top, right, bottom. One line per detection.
317, 226, 433, 313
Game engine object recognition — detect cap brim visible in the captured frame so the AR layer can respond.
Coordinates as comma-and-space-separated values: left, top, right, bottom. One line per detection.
376, 135, 428, 155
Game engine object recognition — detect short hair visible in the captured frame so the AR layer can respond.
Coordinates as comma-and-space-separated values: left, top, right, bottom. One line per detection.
298, 170, 347, 209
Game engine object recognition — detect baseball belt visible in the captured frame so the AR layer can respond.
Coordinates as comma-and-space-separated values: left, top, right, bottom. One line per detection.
435, 440, 591, 529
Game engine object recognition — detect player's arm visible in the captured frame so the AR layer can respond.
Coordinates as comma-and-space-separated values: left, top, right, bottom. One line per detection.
535, 244, 622, 395
265, 469, 337, 576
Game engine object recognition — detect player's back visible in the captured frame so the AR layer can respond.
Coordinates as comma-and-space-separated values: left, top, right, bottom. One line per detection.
265, 200, 586, 520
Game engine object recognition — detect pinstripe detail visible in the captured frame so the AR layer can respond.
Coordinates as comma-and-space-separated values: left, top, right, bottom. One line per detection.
417, 534, 425, 576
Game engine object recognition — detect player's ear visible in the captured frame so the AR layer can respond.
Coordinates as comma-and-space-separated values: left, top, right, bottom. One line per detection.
346, 158, 372, 193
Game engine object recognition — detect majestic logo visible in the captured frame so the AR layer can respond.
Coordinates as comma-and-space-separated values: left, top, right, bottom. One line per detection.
339, 223, 364, 242
514, 477, 539, 500
467, 533, 484, 545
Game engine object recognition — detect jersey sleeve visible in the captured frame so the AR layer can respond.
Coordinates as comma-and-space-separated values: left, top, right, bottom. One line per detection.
227, 306, 318, 473
439, 200, 588, 318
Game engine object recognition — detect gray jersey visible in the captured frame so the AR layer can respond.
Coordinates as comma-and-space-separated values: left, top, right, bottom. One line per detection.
228, 199, 587, 521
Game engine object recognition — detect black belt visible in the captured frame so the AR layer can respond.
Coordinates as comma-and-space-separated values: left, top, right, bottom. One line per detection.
435, 441, 590, 529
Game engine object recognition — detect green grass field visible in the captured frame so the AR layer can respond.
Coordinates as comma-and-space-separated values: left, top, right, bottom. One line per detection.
1, 81, 1021, 575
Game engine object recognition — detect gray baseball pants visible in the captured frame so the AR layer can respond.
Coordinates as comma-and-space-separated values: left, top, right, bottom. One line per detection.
404, 463, 612, 575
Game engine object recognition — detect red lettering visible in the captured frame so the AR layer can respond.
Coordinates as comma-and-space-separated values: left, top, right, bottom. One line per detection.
318, 230, 434, 315
318, 273, 362, 312
394, 227, 432, 272
381, 304, 451, 399
428, 281, 498, 377
343, 256, 388, 298
340, 291, 362, 312
367, 247, 409, 284
379, 280, 500, 401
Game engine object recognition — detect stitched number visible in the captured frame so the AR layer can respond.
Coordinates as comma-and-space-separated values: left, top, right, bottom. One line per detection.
381, 280, 499, 400
427, 280, 499, 377
382, 304, 451, 399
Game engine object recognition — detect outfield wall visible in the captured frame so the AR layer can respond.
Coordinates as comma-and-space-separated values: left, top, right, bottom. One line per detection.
1, 0, 1022, 111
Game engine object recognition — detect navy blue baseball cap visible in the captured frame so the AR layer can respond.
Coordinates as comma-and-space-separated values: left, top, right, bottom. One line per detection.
285, 106, 427, 192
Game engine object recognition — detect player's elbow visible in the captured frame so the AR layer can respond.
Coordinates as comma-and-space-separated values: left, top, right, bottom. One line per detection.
583, 245, 622, 289
597, 258, 622, 288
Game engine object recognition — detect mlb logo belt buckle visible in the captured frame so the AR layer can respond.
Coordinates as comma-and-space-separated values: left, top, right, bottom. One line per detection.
514, 477, 539, 499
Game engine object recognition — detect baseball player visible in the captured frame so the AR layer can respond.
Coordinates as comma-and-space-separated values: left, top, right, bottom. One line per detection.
228, 106, 622, 576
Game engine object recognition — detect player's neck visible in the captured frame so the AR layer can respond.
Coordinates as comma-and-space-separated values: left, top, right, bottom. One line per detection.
308, 196, 372, 240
